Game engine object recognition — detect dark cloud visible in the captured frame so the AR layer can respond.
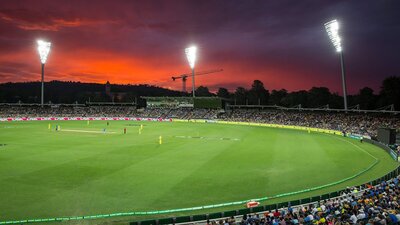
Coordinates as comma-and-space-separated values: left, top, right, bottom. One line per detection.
0, 0, 399, 94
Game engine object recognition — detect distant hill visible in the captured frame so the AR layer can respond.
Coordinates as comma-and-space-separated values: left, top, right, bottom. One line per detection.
0, 80, 184, 104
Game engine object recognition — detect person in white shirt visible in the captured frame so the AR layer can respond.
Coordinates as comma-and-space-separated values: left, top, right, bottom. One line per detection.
320, 204, 326, 212
350, 211, 358, 224
357, 209, 366, 220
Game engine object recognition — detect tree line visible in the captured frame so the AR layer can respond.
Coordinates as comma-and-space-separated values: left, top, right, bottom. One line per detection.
196, 76, 400, 110
0, 76, 399, 110
0, 81, 182, 104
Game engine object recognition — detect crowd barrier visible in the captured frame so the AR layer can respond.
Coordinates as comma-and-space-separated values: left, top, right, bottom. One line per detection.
364, 139, 399, 161
0, 118, 397, 225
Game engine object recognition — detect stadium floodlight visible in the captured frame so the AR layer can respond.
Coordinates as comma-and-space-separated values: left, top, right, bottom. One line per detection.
37, 40, 51, 107
37, 40, 51, 64
324, 20, 348, 111
324, 20, 342, 52
185, 46, 197, 97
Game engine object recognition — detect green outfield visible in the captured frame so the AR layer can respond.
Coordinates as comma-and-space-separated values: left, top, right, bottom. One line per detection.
0, 120, 398, 223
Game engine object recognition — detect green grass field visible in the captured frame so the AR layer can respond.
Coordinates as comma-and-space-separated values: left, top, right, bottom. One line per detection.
0, 120, 398, 223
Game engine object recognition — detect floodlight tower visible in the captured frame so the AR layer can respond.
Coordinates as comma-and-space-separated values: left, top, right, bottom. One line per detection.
37, 40, 51, 107
324, 19, 348, 111
185, 46, 197, 98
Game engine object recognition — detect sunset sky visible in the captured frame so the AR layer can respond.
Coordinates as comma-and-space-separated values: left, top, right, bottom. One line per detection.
0, 0, 399, 94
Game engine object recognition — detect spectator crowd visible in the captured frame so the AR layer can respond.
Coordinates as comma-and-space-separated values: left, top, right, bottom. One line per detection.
219, 109, 400, 138
0, 106, 399, 138
206, 175, 400, 225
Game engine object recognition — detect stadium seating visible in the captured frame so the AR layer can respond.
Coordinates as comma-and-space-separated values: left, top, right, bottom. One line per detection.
0, 106, 398, 138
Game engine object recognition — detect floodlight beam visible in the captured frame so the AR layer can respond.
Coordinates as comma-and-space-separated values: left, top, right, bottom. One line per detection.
324, 20, 342, 52
37, 40, 51, 64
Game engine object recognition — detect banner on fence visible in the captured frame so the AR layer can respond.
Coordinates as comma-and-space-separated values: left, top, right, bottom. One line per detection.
0, 117, 173, 122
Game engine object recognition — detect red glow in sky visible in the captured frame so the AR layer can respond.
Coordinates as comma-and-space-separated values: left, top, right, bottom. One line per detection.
0, 0, 399, 94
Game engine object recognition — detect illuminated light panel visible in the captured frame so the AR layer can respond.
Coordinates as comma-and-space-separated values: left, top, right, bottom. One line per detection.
324, 20, 342, 52
37, 40, 51, 64
185, 46, 197, 69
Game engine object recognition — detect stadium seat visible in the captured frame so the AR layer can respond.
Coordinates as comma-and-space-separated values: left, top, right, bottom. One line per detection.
175, 216, 191, 224
208, 212, 223, 220
158, 217, 174, 225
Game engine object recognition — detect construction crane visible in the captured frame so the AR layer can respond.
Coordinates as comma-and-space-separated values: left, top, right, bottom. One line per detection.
171, 69, 223, 93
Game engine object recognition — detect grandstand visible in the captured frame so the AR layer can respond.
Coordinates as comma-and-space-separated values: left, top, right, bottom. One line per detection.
143, 97, 226, 109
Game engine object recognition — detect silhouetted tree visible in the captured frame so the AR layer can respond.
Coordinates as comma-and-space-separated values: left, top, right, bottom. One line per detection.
379, 76, 400, 110
329, 92, 343, 109
281, 90, 308, 107
195, 86, 213, 97
217, 87, 231, 99
248, 80, 269, 105
356, 87, 377, 110
234, 87, 247, 105
269, 89, 288, 106
307, 87, 331, 108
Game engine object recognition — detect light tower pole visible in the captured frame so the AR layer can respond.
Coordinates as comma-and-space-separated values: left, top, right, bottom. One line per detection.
324, 19, 348, 111
339, 51, 348, 111
37, 40, 51, 107
185, 46, 197, 98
